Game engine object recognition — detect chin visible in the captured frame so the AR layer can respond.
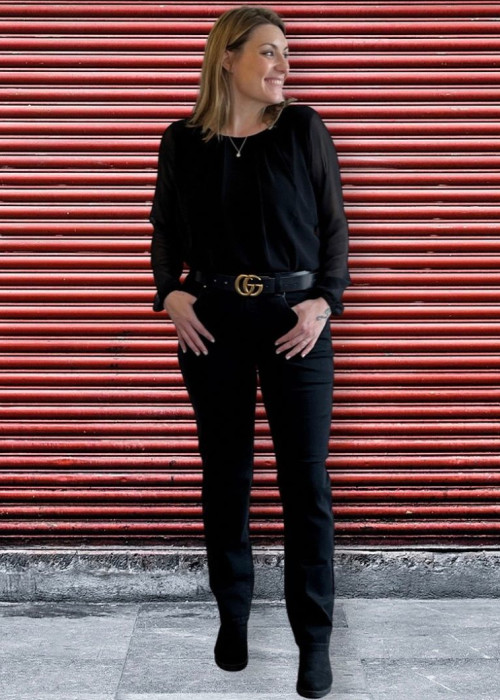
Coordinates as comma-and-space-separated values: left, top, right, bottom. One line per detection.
264, 91, 284, 103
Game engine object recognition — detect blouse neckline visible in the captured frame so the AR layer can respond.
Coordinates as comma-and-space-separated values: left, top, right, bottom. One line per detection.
220, 127, 271, 140
219, 104, 289, 139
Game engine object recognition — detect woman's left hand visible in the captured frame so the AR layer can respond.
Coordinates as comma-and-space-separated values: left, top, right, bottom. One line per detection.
275, 297, 331, 359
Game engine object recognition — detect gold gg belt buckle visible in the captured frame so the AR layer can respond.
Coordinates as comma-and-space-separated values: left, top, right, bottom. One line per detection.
235, 274, 264, 297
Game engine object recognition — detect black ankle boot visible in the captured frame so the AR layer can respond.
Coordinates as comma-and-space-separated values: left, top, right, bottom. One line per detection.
296, 643, 332, 699
214, 619, 248, 671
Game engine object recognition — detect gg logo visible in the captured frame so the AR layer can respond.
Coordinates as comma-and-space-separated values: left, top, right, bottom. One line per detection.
235, 274, 264, 297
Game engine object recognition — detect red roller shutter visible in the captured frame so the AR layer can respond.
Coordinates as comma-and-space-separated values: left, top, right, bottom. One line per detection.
1, 2, 499, 545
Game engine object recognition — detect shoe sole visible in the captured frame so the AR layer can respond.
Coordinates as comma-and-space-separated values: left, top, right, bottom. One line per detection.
296, 682, 332, 699
214, 656, 248, 672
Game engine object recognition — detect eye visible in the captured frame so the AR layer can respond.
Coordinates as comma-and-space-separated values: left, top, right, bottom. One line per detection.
262, 50, 290, 60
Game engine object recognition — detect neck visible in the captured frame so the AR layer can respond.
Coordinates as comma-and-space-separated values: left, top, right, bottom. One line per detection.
223, 105, 268, 137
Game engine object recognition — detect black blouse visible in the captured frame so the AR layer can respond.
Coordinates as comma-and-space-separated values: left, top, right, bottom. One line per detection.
149, 103, 351, 314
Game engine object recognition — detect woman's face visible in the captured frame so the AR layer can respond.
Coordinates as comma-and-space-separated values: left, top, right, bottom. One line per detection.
223, 23, 290, 111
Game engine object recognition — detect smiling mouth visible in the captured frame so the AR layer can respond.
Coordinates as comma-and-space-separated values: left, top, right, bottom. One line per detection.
265, 79, 284, 86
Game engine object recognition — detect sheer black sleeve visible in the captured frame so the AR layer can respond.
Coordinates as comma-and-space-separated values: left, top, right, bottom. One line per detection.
149, 125, 184, 312
306, 109, 351, 315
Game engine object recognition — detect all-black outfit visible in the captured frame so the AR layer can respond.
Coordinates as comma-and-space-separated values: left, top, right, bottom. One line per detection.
150, 103, 350, 648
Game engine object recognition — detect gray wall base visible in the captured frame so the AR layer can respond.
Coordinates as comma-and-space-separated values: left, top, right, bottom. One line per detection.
0, 546, 498, 601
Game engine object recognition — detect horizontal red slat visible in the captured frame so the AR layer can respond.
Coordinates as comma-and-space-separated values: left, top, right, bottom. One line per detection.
2, 321, 500, 337
3, 3, 499, 20
5, 304, 500, 321
4, 69, 500, 87
3, 222, 499, 235
3, 104, 500, 121
5, 285, 500, 304
7, 206, 500, 222
2, 369, 500, 387
1, 454, 499, 470
0, 488, 499, 504
1, 388, 500, 403
4, 36, 500, 53
4, 271, 499, 286
3, 87, 500, 103
2, 420, 500, 438
0, 470, 499, 487
0, 505, 498, 520
2, 120, 500, 139
3, 18, 500, 34
4, 337, 500, 353
4, 139, 500, 157
2, 340, 500, 356
3, 188, 500, 206
0, 106, 498, 127
0, 520, 498, 534
2, 403, 500, 421
4, 153, 500, 170
3, 237, 500, 254
2, 353, 500, 371
2, 54, 500, 70
2, 436, 500, 453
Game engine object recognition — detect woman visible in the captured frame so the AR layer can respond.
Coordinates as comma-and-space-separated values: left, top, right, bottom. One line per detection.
150, 6, 350, 698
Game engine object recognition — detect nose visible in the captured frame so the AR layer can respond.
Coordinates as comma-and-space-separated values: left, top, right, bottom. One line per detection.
276, 53, 289, 75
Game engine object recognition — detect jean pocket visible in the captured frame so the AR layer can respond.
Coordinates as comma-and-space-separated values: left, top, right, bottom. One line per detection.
192, 287, 212, 311
275, 292, 305, 329
281, 289, 311, 312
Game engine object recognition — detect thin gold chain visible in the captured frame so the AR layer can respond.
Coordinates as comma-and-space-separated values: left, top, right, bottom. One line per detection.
228, 136, 248, 158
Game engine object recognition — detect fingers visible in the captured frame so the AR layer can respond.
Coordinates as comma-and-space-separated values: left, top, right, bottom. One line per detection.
297, 338, 316, 358
276, 331, 319, 359
165, 292, 216, 356
275, 315, 323, 359
178, 317, 216, 356
179, 325, 209, 356
275, 315, 312, 357
191, 316, 215, 344
178, 315, 217, 356
274, 298, 331, 359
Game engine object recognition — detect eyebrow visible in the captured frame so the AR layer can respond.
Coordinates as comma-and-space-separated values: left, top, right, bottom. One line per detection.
259, 42, 289, 51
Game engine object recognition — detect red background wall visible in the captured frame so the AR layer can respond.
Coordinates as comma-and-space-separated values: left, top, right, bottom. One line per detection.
1, 2, 499, 545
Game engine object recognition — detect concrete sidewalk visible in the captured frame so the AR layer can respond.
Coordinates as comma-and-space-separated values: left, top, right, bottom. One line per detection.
0, 598, 498, 700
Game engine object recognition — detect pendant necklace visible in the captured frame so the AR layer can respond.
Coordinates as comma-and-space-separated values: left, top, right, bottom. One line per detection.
228, 135, 248, 158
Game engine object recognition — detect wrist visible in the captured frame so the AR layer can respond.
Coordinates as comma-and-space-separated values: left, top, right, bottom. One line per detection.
163, 289, 182, 310
312, 296, 331, 314
164, 289, 196, 311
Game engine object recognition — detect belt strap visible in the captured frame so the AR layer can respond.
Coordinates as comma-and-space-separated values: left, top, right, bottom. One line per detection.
193, 271, 317, 296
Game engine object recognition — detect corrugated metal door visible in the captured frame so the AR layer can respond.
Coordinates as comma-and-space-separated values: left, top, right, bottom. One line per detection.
1, 2, 499, 545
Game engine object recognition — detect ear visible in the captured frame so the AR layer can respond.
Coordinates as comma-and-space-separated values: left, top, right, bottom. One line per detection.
222, 49, 233, 73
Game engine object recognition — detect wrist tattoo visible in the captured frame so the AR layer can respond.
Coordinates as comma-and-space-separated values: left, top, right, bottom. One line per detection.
316, 306, 331, 322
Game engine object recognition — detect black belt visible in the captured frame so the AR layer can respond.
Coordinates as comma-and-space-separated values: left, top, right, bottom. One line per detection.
193, 270, 317, 297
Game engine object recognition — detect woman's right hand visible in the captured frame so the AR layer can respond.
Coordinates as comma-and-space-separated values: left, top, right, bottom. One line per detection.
163, 290, 215, 356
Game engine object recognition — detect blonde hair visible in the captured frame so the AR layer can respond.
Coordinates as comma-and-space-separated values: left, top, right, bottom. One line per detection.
188, 6, 295, 140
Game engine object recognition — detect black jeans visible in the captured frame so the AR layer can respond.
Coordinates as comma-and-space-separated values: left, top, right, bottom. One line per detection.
178, 287, 335, 648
